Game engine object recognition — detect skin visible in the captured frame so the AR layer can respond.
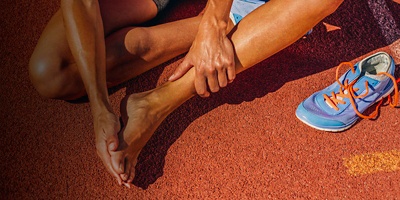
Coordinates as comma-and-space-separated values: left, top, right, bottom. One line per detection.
169, 0, 236, 97
29, 0, 343, 188
111, 0, 344, 187
59, 0, 123, 185
29, 0, 199, 186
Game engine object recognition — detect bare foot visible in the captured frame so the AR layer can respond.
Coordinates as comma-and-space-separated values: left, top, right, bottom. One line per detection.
110, 91, 170, 187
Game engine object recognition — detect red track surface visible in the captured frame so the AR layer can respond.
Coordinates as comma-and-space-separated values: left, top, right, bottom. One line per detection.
1, 0, 399, 199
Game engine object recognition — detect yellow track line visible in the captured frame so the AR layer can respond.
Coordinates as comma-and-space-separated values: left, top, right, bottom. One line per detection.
343, 150, 400, 176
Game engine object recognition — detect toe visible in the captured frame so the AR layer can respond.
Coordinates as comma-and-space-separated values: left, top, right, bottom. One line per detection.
127, 166, 136, 183
120, 158, 131, 182
127, 159, 138, 183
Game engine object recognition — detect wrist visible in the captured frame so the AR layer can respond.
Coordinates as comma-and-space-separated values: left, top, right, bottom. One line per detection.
201, 0, 232, 27
90, 98, 114, 117
201, 16, 228, 31
84, 84, 113, 116
199, 17, 229, 39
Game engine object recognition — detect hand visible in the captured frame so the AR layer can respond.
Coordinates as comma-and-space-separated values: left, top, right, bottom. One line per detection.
93, 111, 122, 185
169, 23, 236, 97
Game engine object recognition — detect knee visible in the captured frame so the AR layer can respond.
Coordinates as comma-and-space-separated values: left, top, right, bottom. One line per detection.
29, 54, 68, 99
318, 0, 343, 16
304, 0, 343, 18
123, 27, 159, 61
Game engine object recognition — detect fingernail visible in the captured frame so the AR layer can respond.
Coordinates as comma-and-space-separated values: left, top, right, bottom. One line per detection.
109, 143, 115, 150
123, 182, 131, 188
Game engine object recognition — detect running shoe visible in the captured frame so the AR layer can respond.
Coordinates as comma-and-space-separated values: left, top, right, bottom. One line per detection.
296, 52, 399, 132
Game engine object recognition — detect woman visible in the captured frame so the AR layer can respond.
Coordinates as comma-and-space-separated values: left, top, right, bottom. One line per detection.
29, 0, 343, 187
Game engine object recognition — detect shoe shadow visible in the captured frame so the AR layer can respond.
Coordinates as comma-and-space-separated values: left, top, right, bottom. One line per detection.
118, 0, 400, 189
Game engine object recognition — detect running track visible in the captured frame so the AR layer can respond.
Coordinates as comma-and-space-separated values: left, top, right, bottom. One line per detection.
1, 0, 399, 199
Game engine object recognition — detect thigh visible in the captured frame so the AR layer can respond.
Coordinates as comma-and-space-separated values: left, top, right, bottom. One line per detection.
31, 0, 160, 72
30, 0, 160, 95
98, 0, 159, 34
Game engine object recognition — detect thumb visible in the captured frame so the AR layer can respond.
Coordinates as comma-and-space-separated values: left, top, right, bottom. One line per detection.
107, 135, 119, 151
169, 59, 193, 81
107, 125, 120, 152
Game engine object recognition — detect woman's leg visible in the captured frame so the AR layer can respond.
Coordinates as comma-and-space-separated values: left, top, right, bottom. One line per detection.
110, 0, 344, 184
29, 0, 201, 100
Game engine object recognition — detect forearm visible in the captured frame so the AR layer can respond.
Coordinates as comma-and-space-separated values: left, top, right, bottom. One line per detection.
169, 0, 236, 96
61, 0, 111, 115
200, 0, 233, 33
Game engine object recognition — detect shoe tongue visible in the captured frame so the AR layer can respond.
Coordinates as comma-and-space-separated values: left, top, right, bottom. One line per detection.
364, 71, 381, 81
324, 64, 362, 110
342, 63, 361, 82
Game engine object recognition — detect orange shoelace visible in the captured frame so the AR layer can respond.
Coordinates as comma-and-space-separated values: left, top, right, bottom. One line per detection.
323, 62, 399, 119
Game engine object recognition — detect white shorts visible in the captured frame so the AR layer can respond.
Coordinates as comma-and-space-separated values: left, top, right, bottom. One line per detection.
230, 0, 269, 25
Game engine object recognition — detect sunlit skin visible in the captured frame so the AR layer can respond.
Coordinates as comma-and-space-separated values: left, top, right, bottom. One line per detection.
29, 0, 343, 187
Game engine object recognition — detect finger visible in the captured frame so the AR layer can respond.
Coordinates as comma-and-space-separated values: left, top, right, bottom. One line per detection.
109, 150, 125, 174
227, 59, 236, 83
195, 72, 210, 97
122, 182, 132, 189
217, 67, 228, 88
169, 59, 193, 81
97, 146, 123, 186
106, 118, 121, 152
207, 69, 220, 93
109, 128, 125, 174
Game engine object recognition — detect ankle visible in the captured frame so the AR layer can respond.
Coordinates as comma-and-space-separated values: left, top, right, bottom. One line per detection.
146, 86, 175, 115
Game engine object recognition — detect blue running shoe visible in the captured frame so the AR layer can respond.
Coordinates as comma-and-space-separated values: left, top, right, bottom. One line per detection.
296, 52, 399, 132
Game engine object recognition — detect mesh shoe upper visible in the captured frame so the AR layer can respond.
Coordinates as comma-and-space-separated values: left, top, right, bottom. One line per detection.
296, 52, 397, 132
